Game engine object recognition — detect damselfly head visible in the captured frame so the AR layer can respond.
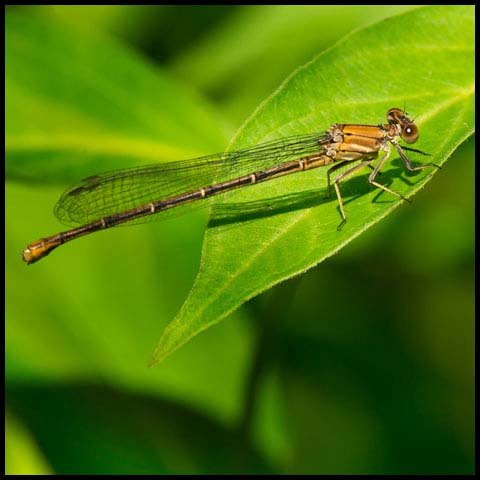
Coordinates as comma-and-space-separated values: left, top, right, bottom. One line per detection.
387, 108, 419, 144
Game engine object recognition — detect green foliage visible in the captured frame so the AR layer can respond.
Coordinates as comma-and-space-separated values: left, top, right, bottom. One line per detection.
6, 5, 254, 446
6, 5, 474, 475
172, 5, 418, 122
7, 385, 272, 474
150, 5, 474, 364
6, 12, 227, 183
5, 411, 53, 475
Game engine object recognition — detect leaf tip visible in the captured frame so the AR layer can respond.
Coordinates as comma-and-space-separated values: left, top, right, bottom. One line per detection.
147, 347, 170, 368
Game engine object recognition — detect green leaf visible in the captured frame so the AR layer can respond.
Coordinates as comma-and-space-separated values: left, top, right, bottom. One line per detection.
150, 5, 474, 364
5, 12, 228, 184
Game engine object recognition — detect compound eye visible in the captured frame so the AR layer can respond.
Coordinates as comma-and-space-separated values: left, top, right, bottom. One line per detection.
402, 124, 419, 144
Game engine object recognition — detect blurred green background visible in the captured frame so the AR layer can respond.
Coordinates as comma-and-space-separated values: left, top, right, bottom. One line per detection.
5, 5, 474, 474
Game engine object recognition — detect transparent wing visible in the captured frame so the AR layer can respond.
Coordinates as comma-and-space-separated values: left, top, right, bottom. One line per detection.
55, 132, 329, 226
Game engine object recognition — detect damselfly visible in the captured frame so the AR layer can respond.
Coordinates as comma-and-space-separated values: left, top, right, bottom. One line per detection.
22, 108, 440, 264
